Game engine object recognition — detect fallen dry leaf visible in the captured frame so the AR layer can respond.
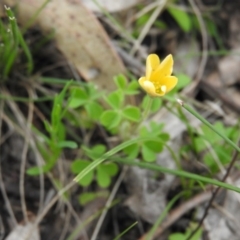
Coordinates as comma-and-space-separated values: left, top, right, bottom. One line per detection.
82, 0, 141, 13
6, 0, 125, 91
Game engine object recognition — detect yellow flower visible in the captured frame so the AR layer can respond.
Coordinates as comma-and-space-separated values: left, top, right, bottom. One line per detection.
138, 54, 178, 97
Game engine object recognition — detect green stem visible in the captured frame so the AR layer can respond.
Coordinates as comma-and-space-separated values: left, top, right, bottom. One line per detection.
113, 158, 240, 193
142, 95, 153, 121
73, 137, 160, 183
113, 222, 138, 240
178, 99, 240, 152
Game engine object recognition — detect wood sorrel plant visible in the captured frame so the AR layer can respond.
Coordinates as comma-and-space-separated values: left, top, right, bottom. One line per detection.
73, 54, 240, 196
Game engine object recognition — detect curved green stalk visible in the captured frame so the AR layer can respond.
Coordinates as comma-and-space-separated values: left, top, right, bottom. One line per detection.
73, 137, 160, 183
113, 158, 240, 193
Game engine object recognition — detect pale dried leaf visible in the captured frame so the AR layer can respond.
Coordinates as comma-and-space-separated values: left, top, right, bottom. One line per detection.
7, 0, 125, 91
82, 0, 141, 12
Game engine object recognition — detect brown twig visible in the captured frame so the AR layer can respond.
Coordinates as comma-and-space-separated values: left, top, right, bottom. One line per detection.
139, 190, 213, 240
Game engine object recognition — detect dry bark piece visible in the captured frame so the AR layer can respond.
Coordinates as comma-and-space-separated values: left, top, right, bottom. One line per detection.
7, 0, 125, 91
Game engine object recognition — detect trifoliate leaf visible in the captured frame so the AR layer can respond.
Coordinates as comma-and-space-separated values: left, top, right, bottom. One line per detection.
96, 165, 111, 188
100, 110, 121, 129
123, 106, 141, 122
68, 88, 88, 108
142, 144, 156, 162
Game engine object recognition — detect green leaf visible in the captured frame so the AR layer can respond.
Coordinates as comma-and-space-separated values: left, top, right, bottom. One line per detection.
114, 74, 127, 89
154, 20, 167, 29
123, 143, 140, 159
87, 83, 103, 100
51, 103, 61, 130
203, 153, 217, 172
144, 140, 163, 153
123, 106, 141, 122
56, 140, 78, 149
175, 73, 191, 90
79, 191, 109, 205
136, 14, 149, 27
149, 121, 164, 133
158, 133, 170, 142
101, 163, 119, 176
26, 166, 44, 176
195, 137, 206, 152
169, 233, 186, 240
168, 6, 192, 33
125, 81, 139, 95
142, 96, 162, 113
151, 98, 162, 112
106, 91, 123, 109
68, 88, 88, 108
215, 146, 231, 165
71, 160, 93, 186
96, 165, 111, 188
43, 120, 52, 134
85, 101, 103, 120
100, 110, 122, 129
83, 144, 106, 160
201, 124, 222, 144
140, 125, 149, 137
141, 144, 156, 162
79, 192, 97, 205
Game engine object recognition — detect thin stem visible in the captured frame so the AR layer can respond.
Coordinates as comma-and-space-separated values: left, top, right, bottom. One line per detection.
113, 158, 240, 193
142, 95, 153, 121
74, 136, 159, 183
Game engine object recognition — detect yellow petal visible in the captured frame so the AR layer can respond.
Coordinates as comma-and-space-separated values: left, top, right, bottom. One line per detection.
146, 54, 160, 79
138, 78, 159, 97
161, 76, 178, 93
150, 54, 173, 81
138, 76, 146, 85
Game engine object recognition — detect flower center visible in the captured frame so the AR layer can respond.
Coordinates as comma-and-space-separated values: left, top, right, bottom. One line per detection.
153, 82, 166, 94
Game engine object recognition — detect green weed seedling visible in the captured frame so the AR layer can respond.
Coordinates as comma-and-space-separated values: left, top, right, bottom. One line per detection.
27, 81, 78, 175
71, 144, 118, 188
167, 5, 192, 33
194, 121, 239, 173
0, 6, 33, 79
